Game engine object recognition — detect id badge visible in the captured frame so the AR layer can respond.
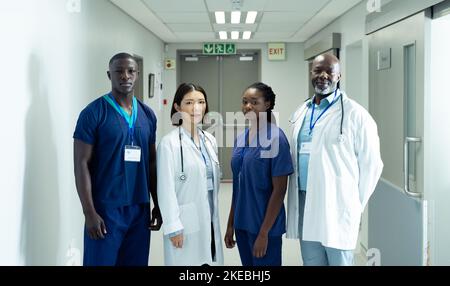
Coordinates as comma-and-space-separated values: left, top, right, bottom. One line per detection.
299, 142, 312, 155
124, 145, 141, 162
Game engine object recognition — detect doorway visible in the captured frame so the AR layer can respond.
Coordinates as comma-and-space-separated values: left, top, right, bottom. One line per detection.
368, 12, 426, 266
133, 54, 144, 102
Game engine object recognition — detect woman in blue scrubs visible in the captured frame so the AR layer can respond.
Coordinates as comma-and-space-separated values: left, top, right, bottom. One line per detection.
224, 82, 294, 266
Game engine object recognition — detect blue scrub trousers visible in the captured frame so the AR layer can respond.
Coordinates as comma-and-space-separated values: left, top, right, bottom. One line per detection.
83, 203, 150, 266
235, 229, 282, 266
298, 191, 354, 266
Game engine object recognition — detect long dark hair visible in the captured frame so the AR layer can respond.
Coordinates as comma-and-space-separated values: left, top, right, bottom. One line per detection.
171, 83, 209, 126
245, 82, 276, 123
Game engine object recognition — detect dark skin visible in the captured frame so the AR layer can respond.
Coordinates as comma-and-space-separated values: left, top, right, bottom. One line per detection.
224, 88, 289, 258
74, 57, 162, 240
311, 53, 341, 105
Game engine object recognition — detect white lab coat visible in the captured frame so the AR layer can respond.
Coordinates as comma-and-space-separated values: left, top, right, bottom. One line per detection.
157, 127, 224, 265
286, 91, 383, 250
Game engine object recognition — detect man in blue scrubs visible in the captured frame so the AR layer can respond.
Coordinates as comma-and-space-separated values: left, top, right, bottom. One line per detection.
73, 53, 162, 266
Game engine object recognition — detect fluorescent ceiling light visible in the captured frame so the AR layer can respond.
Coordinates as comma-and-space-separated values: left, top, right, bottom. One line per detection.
231, 11, 241, 24
219, 31, 227, 40
215, 11, 225, 24
242, 31, 252, 40
231, 31, 239, 40
245, 11, 258, 24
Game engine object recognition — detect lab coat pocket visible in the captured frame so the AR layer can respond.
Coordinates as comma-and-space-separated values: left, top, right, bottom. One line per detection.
340, 208, 361, 237
335, 177, 362, 214
179, 203, 200, 235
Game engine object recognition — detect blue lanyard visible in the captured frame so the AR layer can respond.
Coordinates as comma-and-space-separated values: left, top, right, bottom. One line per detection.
109, 94, 138, 145
309, 90, 339, 136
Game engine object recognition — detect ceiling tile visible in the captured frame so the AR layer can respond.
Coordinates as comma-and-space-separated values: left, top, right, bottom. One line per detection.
167, 23, 213, 32
143, 0, 206, 12
265, 0, 329, 12
205, 0, 269, 12
158, 12, 210, 23
173, 32, 216, 41
253, 31, 294, 39
258, 22, 301, 32
261, 11, 310, 23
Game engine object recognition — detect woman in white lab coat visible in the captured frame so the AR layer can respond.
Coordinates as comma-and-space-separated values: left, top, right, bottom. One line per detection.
157, 83, 224, 266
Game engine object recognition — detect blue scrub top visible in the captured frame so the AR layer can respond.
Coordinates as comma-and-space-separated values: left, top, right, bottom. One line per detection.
73, 94, 157, 208
231, 124, 294, 236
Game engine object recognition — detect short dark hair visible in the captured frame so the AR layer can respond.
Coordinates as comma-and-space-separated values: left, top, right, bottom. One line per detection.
109, 53, 136, 66
245, 82, 276, 122
171, 83, 209, 126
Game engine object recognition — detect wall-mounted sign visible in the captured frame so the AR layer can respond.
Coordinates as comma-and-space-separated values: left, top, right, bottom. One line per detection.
203, 43, 236, 55
268, 43, 286, 61
377, 48, 391, 70
165, 59, 176, 70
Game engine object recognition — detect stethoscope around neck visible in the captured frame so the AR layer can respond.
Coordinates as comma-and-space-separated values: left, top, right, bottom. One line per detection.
337, 93, 345, 143
314, 90, 345, 143
178, 126, 213, 181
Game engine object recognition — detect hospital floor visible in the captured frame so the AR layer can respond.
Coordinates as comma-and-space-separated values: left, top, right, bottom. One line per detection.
149, 183, 367, 266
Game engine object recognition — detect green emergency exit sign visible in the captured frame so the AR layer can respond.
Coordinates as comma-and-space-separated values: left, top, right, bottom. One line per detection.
203, 43, 236, 55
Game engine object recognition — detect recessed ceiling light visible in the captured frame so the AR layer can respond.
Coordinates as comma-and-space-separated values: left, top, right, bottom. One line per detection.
231, 11, 241, 24
219, 31, 228, 40
245, 11, 257, 24
215, 11, 225, 24
231, 31, 239, 40
242, 31, 252, 40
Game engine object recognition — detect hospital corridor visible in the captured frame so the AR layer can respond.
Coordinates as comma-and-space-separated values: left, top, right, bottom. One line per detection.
1, 0, 450, 267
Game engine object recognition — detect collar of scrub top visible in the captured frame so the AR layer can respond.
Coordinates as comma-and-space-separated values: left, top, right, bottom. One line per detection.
109, 93, 138, 146
240, 122, 275, 159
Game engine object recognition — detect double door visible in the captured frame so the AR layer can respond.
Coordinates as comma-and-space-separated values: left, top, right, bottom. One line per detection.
179, 52, 260, 180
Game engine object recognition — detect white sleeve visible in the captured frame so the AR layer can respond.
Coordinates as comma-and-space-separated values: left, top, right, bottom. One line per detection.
355, 111, 384, 209
157, 139, 183, 235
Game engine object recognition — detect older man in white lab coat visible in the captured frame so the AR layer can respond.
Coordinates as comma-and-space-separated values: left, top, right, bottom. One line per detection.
286, 53, 383, 266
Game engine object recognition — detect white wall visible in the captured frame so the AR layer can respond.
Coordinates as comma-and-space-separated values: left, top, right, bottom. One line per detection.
162, 43, 309, 136
0, 0, 164, 265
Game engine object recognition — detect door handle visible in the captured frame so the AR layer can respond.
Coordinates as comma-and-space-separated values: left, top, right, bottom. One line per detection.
404, 137, 422, 198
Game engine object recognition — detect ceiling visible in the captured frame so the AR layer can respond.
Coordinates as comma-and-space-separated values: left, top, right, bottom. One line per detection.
109, 0, 363, 43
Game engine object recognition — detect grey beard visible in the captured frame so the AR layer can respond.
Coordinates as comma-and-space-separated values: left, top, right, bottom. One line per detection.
314, 85, 333, 95
314, 81, 339, 95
